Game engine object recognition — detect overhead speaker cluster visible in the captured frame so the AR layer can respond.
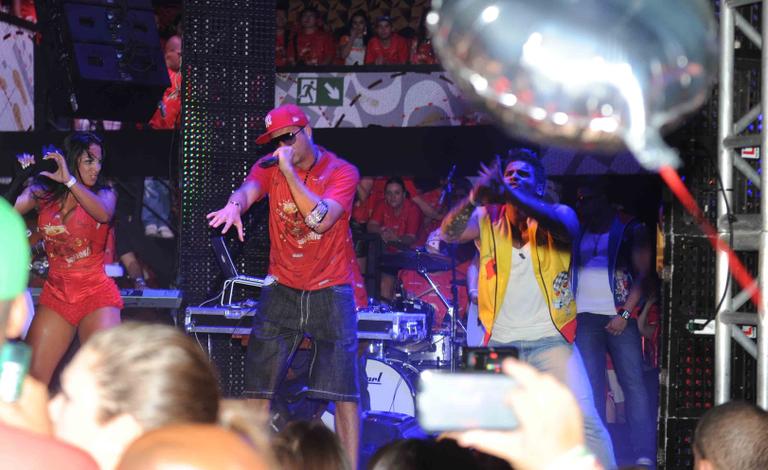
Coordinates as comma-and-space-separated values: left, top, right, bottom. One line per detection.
39, 0, 170, 121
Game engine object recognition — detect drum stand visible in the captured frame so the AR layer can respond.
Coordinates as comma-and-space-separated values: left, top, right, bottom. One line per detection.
416, 265, 466, 372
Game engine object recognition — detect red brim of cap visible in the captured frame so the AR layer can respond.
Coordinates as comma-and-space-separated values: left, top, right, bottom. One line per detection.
255, 131, 273, 145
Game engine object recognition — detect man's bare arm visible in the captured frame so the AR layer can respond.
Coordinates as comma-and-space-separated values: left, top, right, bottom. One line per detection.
206, 181, 262, 241
502, 187, 579, 242
440, 198, 481, 243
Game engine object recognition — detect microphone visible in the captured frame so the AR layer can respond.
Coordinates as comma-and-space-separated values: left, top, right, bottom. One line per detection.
158, 101, 166, 118
258, 157, 279, 168
34, 158, 58, 175
438, 164, 457, 206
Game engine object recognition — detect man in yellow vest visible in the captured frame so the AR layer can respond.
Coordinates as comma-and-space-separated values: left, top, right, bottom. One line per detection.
440, 149, 616, 469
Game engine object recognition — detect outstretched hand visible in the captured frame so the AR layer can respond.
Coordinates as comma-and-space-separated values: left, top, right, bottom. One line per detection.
37, 152, 71, 185
206, 203, 245, 242
471, 155, 507, 205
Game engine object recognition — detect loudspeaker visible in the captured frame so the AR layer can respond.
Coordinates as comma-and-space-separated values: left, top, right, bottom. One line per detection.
39, 0, 169, 121
63, 3, 158, 45
360, 411, 428, 468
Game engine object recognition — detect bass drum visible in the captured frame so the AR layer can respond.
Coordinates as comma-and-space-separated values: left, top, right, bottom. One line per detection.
321, 357, 420, 430
365, 357, 419, 416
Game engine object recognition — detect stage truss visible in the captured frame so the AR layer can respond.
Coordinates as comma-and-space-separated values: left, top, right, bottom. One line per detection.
716, 0, 767, 409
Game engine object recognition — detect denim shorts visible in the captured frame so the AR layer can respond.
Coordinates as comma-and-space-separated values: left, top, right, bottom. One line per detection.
243, 282, 359, 402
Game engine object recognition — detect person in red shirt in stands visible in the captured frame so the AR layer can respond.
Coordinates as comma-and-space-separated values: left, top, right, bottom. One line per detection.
365, 16, 409, 65
409, 12, 437, 65
367, 177, 422, 300
294, 7, 335, 66
207, 104, 360, 468
337, 10, 371, 66
275, 6, 295, 67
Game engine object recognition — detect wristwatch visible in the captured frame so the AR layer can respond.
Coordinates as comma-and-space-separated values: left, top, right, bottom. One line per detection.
618, 308, 631, 320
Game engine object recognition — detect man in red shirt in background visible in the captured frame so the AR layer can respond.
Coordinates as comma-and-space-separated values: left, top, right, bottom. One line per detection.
365, 16, 409, 65
294, 7, 335, 66
144, 34, 181, 239
207, 104, 360, 467
367, 177, 422, 300
149, 35, 181, 129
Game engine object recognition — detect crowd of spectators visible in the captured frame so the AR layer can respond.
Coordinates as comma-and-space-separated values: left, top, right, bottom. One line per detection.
275, 6, 437, 67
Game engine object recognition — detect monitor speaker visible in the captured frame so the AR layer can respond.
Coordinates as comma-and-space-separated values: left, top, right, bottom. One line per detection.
38, 0, 169, 121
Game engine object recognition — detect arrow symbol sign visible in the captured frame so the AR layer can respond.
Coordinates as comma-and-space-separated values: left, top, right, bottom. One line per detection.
324, 82, 340, 101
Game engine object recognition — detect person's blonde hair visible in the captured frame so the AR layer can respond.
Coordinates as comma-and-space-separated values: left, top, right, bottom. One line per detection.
82, 322, 220, 429
217, 398, 271, 450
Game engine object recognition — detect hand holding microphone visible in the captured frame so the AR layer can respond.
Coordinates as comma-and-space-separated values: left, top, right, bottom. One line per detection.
258, 147, 294, 174
258, 156, 279, 168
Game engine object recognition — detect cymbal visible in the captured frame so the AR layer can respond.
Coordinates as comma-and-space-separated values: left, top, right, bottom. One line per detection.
380, 250, 452, 272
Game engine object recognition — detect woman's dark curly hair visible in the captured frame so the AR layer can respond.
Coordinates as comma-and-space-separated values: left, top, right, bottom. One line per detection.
36, 132, 111, 206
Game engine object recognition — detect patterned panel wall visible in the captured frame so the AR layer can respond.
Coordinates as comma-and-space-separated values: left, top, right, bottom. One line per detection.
180, 0, 274, 306
180, 0, 276, 396
0, 18, 34, 130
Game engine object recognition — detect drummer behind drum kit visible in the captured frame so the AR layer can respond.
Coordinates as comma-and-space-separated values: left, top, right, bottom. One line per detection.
357, 249, 469, 419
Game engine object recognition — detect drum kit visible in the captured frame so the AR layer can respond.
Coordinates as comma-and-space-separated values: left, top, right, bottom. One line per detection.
357, 248, 468, 418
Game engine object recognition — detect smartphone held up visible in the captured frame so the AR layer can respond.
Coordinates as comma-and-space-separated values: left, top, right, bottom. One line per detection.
0, 340, 31, 403
416, 346, 520, 433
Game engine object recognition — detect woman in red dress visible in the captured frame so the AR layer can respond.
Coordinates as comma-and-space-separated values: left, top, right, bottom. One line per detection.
14, 132, 122, 385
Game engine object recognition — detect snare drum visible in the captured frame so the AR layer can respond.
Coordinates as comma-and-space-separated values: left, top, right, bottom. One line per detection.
393, 297, 435, 331
392, 329, 465, 368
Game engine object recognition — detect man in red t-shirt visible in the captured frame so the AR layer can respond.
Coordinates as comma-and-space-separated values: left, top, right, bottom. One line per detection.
145, 35, 181, 239
364, 16, 409, 65
149, 35, 182, 130
367, 177, 422, 299
207, 104, 360, 467
294, 7, 335, 66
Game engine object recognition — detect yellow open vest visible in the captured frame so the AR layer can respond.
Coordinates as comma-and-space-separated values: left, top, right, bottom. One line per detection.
477, 204, 577, 343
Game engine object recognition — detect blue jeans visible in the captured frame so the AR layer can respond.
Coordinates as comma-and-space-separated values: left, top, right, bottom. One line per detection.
142, 177, 171, 227
488, 335, 617, 469
576, 313, 656, 461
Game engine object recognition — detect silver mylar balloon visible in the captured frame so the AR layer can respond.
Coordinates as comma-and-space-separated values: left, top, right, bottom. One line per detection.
428, 0, 718, 169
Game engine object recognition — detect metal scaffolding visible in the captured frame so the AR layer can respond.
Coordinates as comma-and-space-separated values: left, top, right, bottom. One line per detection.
716, 0, 768, 409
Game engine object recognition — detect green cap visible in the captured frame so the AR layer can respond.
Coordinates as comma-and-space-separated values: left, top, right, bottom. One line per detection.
0, 198, 30, 301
